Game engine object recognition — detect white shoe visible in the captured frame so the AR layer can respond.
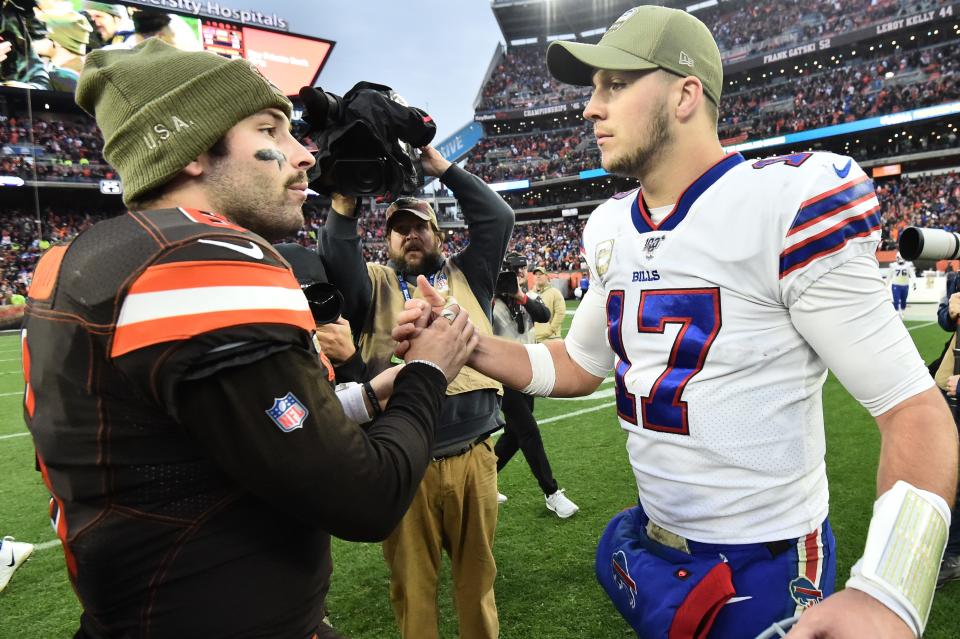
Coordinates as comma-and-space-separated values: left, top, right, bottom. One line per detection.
497, 492, 508, 504
545, 489, 579, 519
0, 536, 34, 593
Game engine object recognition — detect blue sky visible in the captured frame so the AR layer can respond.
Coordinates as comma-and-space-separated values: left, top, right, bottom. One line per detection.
261, 0, 506, 142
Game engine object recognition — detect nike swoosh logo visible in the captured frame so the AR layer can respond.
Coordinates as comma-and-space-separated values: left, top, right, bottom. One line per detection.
725, 596, 753, 605
833, 159, 852, 179
198, 239, 264, 260
6, 553, 14, 567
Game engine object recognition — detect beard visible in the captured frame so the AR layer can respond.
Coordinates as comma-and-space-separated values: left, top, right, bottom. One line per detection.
205, 161, 307, 242
604, 97, 672, 179
390, 244, 444, 276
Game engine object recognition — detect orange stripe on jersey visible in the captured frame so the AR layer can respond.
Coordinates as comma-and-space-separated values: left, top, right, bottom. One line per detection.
112, 308, 314, 357
27, 245, 68, 301
35, 453, 77, 577
798, 174, 869, 210
21, 330, 34, 418
128, 260, 300, 295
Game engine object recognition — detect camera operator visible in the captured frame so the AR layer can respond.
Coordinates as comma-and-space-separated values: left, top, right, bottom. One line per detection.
932, 270, 960, 588
23, 40, 478, 639
492, 253, 579, 518
319, 148, 512, 639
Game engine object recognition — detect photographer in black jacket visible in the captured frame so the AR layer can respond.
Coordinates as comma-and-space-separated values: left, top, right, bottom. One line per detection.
492, 253, 579, 518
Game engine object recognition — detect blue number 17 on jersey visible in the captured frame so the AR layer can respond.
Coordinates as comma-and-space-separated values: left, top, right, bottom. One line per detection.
606, 288, 722, 435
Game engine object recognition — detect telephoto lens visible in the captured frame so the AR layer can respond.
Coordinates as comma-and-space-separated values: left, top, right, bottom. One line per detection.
898, 227, 960, 261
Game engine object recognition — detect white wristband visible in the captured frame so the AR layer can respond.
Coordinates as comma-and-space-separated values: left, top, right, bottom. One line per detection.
845, 480, 951, 637
335, 382, 372, 424
521, 342, 556, 396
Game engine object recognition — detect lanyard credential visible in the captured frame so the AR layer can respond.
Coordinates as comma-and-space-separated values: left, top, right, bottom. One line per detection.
396, 271, 440, 302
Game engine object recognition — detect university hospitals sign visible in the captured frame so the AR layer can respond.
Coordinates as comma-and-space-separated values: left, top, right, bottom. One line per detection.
121, 0, 290, 31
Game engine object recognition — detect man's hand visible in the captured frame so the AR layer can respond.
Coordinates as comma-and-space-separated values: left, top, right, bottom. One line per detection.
404, 302, 477, 382
392, 275, 448, 357
948, 292, 960, 321
948, 374, 959, 397
0, 41, 12, 65
314, 317, 356, 364
330, 192, 358, 218
419, 145, 452, 178
785, 589, 913, 639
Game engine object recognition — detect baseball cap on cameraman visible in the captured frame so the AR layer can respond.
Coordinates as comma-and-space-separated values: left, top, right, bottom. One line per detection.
532, 266, 547, 275
546, 5, 723, 105
385, 197, 439, 232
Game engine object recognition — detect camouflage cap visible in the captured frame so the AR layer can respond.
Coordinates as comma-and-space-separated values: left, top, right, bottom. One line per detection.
547, 5, 723, 105
385, 197, 439, 231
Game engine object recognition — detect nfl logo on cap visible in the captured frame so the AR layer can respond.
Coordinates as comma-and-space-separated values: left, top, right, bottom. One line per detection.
266, 392, 310, 432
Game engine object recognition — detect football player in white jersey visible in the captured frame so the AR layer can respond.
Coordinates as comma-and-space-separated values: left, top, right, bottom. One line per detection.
890, 254, 915, 318
393, 6, 956, 639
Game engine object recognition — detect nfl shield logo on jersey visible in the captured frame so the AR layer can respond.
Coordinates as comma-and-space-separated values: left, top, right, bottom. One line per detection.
265, 392, 310, 433
788, 576, 823, 608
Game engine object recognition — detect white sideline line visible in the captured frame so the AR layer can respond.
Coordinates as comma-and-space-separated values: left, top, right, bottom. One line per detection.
35, 539, 61, 551
538, 401, 616, 425
0, 391, 20, 396
0, 432, 28, 440
906, 321, 936, 331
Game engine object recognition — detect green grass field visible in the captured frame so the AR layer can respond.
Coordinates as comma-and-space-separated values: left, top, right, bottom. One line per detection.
1, 307, 958, 637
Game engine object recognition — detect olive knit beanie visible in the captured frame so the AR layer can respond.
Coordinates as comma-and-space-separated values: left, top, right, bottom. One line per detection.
76, 39, 292, 205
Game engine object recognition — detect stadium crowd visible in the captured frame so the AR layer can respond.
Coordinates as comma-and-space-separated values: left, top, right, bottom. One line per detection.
3, 169, 955, 300
0, 208, 105, 304
477, 0, 950, 112
0, 114, 112, 182
878, 170, 960, 249
466, 125, 596, 183
718, 41, 960, 142
3, 38, 957, 187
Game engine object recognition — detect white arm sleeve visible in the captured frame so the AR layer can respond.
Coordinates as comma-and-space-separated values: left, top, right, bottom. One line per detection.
565, 285, 616, 378
789, 254, 933, 417
334, 382, 372, 424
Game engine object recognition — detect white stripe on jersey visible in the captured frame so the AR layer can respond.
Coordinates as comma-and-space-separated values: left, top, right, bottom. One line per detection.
783, 195, 880, 254
117, 286, 310, 326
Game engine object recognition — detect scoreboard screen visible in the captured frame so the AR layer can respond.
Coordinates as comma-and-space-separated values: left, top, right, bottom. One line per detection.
11, 1, 334, 96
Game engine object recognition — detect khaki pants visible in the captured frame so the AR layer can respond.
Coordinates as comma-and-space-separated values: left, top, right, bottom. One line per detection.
382, 440, 499, 639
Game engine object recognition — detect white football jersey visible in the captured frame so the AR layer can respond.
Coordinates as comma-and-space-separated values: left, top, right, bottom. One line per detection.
890, 262, 914, 286
582, 151, 883, 544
